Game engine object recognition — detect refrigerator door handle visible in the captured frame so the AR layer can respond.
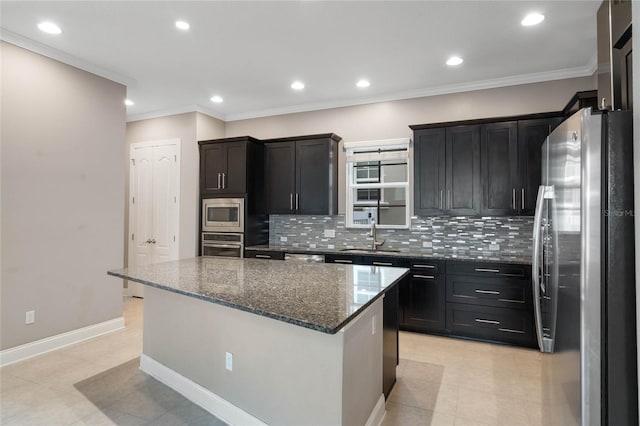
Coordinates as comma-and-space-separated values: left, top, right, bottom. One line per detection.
531, 185, 546, 352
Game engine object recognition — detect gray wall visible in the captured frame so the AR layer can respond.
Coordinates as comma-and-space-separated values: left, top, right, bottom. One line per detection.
225, 76, 595, 213
1, 42, 126, 350
126, 112, 225, 261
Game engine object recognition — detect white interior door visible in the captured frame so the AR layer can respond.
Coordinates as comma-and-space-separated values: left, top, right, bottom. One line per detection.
128, 139, 180, 298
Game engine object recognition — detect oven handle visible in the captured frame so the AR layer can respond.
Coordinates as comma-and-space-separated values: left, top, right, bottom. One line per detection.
203, 243, 243, 249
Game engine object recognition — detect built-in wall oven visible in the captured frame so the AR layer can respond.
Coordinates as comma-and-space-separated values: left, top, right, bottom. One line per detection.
201, 233, 244, 258
202, 198, 244, 233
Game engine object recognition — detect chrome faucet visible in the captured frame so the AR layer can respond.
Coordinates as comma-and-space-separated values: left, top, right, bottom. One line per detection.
370, 221, 385, 251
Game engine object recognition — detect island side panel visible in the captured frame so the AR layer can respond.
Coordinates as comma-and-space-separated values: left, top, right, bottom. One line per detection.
341, 297, 384, 426
142, 286, 345, 425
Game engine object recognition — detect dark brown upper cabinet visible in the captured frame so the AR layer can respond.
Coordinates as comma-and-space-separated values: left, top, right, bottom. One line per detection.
414, 125, 481, 216
446, 125, 481, 215
517, 117, 562, 214
264, 134, 341, 215
414, 128, 446, 216
412, 112, 563, 217
199, 137, 263, 198
480, 121, 518, 215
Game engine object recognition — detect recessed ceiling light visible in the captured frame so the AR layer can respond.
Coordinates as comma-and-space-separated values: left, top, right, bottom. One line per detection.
125, 99, 134, 106
291, 81, 305, 90
521, 13, 545, 26
446, 56, 463, 66
175, 21, 190, 30
356, 79, 370, 88
210, 95, 223, 103
38, 22, 62, 34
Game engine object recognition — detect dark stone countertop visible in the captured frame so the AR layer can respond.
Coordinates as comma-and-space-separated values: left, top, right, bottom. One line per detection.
108, 257, 409, 334
245, 244, 532, 265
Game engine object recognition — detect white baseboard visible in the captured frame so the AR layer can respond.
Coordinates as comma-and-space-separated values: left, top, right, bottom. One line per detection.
365, 394, 387, 426
0, 317, 125, 367
140, 354, 267, 426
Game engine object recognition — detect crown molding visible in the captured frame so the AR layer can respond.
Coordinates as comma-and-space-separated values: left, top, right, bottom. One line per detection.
0, 28, 133, 86
225, 63, 596, 122
126, 104, 226, 123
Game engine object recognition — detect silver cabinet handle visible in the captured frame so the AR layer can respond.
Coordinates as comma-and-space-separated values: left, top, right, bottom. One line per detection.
295, 193, 299, 211
334, 259, 353, 264
475, 318, 500, 325
413, 274, 435, 279
414, 264, 435, 269
498, 298, 525, 304
217, 173, 221, 189
475, 268, 500, 273
290, 193, 293, 211
222, 172, 226, 189
512, 188, 516, 210
373, 262, 393, 266
255, 254, 272, 259
521, 188, 525, 210
475, 289, 500, 295
499, 328, 525, 334
440, 190, 443, 210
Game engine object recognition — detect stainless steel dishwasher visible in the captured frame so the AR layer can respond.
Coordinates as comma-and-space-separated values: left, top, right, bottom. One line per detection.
283, 253, 325, 263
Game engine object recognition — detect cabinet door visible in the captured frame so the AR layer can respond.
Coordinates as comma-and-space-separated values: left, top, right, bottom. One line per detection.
296, 139, 334, 214
518, 118, 561, 214
222, 141, 247, 194
414, 128, 446, 216
265, 142, 296, 214
445, 126, 481, 215
200, 144, 226, 195
402, 274, 446, 332
480, 122, 518, 215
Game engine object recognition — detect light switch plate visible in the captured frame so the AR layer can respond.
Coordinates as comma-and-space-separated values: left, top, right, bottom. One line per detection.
324, 229, 335, 238
225, 352, 233, 371
25, 310, 35, 325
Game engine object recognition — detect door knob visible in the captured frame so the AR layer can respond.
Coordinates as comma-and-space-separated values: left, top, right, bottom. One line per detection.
151, 239, 156, 244
145, 239, 152, 244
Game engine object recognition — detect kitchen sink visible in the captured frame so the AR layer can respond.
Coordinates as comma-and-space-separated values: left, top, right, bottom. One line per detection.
339, 248, 401, 254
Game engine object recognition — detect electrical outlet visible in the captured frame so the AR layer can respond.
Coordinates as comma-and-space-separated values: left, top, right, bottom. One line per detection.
489, 244, 500, 251
422, 241, 433, 248
225, 352, 233, 371
25, 310, 35, 325
280, 236, 287, 242
324, 229, 335, 238
372, 315, 377, 335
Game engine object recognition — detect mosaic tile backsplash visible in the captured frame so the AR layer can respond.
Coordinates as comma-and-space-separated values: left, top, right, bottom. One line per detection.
269, 215, 534, 257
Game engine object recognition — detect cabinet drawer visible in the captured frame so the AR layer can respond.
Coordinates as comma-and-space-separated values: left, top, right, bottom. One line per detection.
446, 261, 530, 279
410, 260, 444, 275
324, 254, 362, 265
446, 303, 535, 346
446, 275, 531, 309
244, 250, 285, 260
361, 256, 409, 268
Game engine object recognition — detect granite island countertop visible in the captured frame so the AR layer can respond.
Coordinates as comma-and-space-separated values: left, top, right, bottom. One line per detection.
108, 257, 409, 334
245, 244, 532, 265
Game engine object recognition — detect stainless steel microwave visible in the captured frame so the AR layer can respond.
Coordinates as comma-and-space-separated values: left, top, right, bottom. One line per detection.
202, 198, 244, 233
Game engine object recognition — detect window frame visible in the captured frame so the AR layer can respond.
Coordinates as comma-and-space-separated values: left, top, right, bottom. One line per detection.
344, 138, 411, 229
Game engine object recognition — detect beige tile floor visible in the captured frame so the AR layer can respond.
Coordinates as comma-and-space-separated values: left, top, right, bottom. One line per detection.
1, 297, 545, 426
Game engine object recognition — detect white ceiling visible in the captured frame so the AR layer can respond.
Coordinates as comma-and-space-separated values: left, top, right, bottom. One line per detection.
1, 1, 600, 122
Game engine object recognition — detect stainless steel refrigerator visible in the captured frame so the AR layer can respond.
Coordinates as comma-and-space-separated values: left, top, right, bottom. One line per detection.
532, 108, 636, 425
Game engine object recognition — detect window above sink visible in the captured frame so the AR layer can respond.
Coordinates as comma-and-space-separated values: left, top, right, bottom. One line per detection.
344, 138, 411, 229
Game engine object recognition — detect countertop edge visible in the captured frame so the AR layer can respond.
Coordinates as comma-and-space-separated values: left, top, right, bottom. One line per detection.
108, 268, 409, 335
244, 245, 532, 265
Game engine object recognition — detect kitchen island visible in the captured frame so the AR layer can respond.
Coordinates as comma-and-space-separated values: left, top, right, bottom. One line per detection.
108, 257, 409, 426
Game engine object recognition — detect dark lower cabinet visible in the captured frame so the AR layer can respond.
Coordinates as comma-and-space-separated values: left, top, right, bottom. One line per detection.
382, 282, 400, 398
446, 303, 535, 347
244, 250, 285, 260
402, 274, 446, 332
